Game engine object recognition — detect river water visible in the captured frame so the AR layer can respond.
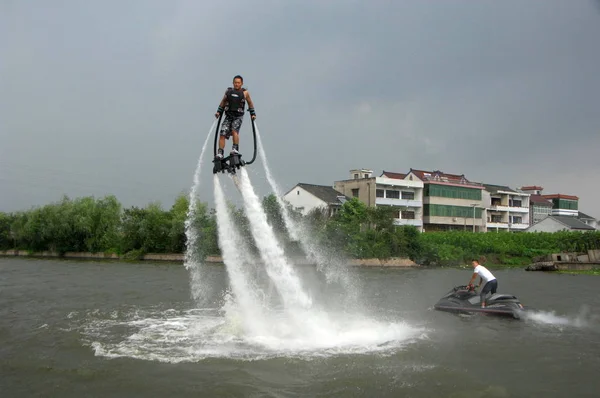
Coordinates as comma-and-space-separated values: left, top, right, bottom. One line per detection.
1, 258, 599, 397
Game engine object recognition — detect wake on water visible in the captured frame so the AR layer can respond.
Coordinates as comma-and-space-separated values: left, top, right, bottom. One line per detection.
77, 120, 428, 362
522, 306, 599, 329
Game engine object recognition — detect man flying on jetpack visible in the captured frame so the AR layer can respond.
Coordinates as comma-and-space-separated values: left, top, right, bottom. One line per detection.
214, 75, 257, 160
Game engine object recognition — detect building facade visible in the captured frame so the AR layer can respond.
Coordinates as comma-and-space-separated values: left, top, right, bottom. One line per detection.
402, 169, 485, 232
520, 186, 555, 225
333, 169, 425, 230
482, 184, 530, 231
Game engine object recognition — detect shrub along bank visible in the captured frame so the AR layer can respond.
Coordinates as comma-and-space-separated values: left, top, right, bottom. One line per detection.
1, 195, 598, 267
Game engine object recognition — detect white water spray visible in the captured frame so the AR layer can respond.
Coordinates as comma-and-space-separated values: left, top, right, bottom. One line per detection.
237, 168, 313, 309
213, 175, 268, 336
524, 306, 598, 329
184, 119, 217, 304
254, 123, 359, 300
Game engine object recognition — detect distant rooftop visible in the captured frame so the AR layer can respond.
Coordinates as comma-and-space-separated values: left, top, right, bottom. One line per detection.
578, 211, 597, 221
483, 183, 518, 194
548, 215, 595, 230
542, 194, 579, 201
530, 194, 553, 206
380, 171, 406, 179
408, 168, 483, 187
290, 183, 347, 204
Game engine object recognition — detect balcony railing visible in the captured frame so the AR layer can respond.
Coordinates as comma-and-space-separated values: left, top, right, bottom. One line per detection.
376, 198, 422, 207
489, 205, 529, 213
393, 219, 423, 227
486, 222, 529, 230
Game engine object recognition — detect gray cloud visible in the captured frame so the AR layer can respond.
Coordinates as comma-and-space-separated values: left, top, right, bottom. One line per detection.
1, 0, 599, 216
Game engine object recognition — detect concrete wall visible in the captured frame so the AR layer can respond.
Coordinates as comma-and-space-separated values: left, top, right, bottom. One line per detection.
334, 178, 376, 207
589, 250, 600, 262
283, 186, 328, 215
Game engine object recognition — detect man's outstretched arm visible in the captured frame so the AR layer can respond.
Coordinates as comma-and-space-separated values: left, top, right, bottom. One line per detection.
216, 91, 228, 117
245, 91, 256, 119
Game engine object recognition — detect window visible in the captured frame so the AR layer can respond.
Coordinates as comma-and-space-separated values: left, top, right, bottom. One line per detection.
491, 198, 501, 206
401, 191, 415, 200
401, 211, 415, 219
297, 190, 300, 195
553, 199, 578, 210
491, 215, 503, 223
512, 216, 522, 224
354, 174, 359, 179
376, 189, 384, 198
512, 200, 522, 207
424, 184, 482, 200
352, 188, 359, 197
386, 190, 400, 199
423, 204, 483, 218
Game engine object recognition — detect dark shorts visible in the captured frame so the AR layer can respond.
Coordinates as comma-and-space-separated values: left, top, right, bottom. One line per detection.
480, 279, 498, 302
220, 114, 243, 139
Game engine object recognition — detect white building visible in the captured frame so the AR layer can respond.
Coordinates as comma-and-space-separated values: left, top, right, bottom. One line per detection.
525, 215, 596, 233
483, 184, 531, 231
333, 169, 425, 230
283, 183, 347, 217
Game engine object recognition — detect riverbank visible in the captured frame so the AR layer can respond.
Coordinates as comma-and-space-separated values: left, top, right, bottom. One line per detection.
0, 250, 419, 267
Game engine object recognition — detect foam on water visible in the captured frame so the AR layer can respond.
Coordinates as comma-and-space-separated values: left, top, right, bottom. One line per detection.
77, 306, 427, 363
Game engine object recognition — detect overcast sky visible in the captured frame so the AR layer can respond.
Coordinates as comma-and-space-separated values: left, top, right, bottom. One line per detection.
1, 0, 599, 216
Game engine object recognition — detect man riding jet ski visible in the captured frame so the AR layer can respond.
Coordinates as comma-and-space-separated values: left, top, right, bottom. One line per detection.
434, 260, 527, 319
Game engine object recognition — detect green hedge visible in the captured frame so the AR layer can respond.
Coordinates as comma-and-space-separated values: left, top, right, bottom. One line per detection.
1, 195, 599, 266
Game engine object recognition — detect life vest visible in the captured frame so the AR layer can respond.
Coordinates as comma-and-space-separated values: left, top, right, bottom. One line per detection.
225, 87, 246, 115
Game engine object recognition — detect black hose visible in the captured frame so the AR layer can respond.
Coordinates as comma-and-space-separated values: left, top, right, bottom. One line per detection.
213, 112, 223, 158
245, 118, 258, 165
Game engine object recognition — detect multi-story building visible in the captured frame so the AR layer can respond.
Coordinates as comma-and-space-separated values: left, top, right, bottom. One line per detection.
542, 194, 579, 217
401, 169, 485, 232
520, 186, 554, 225
333, 168, 424, 230
483, 184, 530, 231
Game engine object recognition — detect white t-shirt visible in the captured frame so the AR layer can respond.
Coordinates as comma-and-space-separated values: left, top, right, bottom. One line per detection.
474, 265, 496, 284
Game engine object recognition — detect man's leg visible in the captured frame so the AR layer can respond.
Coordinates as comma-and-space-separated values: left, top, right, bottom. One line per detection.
217, 116, 232, 158
480, 282, 492, 307
490, 280, 498, 295
230, 116, 243, 153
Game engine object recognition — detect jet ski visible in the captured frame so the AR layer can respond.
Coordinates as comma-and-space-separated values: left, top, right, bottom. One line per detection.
434, 285, 527, 319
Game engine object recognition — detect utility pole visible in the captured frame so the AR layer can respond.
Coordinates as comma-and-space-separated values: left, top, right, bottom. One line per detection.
471, 204, 478, 233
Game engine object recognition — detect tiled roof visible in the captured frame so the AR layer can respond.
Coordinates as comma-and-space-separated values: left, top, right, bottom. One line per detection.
483, 183, 518, 194
550, 215, 595, 230
521, 185, 543, 191
542, 194, 579, 201
578, 211, 597, 221
294, 183, 347, 204
407, 168, 483, 187
530, 194, 553, 206
380, 171, 406, 179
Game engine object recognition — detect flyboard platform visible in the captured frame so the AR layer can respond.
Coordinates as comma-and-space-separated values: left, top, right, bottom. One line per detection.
212, 112, 258, 175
